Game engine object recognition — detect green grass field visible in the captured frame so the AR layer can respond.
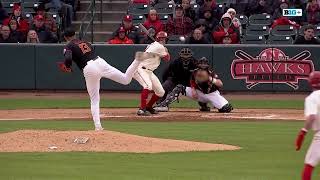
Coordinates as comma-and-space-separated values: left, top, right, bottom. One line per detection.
0, 98, 315, 180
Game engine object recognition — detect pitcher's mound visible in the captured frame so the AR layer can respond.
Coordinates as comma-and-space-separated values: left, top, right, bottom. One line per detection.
0, 130, 240, 153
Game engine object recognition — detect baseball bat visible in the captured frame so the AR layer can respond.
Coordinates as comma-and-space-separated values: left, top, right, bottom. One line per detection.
138, 23, 156, 42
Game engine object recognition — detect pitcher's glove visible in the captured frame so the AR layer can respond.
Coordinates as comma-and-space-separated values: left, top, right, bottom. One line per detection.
57, 62, 72, 73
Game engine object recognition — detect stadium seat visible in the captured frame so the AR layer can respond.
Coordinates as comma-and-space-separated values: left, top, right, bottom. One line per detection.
270, 25, 297, 36
241, 35, 266, 44
154, 3, 174, 14
248, 14, 272, 26
217, 4, 227, 13
236, 14, 248, 28
167, 35, 184, 44
245, 24, 270, 36
299, 25, 320, 37
191, 4, 199, 12
127, 4, 150, 16
2, 2, 13, 12
158, 13, 170, 24
267, 35, 293, 44
216, 0, 229, 5
130, 14, 145, 25
22, 0, 40, 2
230, 3, 249, 15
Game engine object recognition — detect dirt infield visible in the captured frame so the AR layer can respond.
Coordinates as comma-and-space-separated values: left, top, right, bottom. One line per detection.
0, 130, 240, 153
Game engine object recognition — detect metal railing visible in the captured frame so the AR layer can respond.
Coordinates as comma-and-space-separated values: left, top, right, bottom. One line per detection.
78, 0, 100, 43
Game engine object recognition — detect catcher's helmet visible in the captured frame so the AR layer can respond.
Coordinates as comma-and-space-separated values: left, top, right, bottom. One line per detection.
196, 57, 210, 70
156, 31, 168, 41
308, 71, 320, 89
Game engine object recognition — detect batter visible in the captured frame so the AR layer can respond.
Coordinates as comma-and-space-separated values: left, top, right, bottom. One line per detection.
134, 31, 170, 116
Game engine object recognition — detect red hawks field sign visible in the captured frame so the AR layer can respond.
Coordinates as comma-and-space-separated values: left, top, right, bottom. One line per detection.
230, 48, 315, 90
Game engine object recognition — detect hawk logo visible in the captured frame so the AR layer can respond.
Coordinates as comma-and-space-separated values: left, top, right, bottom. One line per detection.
230, 48, 315, 89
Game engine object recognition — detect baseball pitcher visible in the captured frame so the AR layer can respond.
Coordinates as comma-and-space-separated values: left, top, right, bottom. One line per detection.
295, 71, 320, 180
58, 28, 145, 130
134, 31, 170, 116
159, 57, 233, 113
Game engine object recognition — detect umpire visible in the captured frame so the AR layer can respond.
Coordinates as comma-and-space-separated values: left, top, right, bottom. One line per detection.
155, 48, 210, 112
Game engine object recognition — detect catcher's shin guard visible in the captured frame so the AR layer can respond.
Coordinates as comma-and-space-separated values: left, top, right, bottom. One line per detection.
160, 84, 186, 107
218, 103, 233, 113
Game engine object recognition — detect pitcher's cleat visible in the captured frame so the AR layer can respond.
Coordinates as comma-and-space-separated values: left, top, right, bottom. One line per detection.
95, 127, 104, 131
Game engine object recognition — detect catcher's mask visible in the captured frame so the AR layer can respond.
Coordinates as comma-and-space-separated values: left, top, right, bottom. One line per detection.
179, 48, 193, 68
196, 57, 210, 70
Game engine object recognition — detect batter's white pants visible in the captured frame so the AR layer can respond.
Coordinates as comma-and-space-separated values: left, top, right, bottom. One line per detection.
134, 68, 165, 97
305, 133, 320, 167
83, 57, 140, 129
185, 87, 229, 109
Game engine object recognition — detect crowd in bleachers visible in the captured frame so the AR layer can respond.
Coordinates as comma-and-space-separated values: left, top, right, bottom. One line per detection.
0, 0, 76, 43
109, 0, 320, 44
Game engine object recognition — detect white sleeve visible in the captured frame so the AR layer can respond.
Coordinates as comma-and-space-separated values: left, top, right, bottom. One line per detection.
305, 96, 318, 117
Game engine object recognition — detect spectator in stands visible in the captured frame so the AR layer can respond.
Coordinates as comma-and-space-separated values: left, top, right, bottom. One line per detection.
8, 19, 25, 43
0, 2, 9, 24
32, 15, 58, 43
195, 18, 213, 42
294, 25, 320, 44
113, 15, 140, 44
198, 0, 220, 19
143, 9, 164, 34
222, 35, 233, 44
130, 0, 150, 4
3, 3, 29, 35
140, 26, 156, 44
34, 3, 57, 33
108, 26, 134, 44
227, 8, 242, 35
249, 0, 271, 15
26, 29, 40, 43
185, 28, 209, 44
307, 0, 320, 24
0, 25, 16, 43
273, 0, 290, 20
166, 4, 193, 36
182, 0, 196, 22
200, 7, 219, 31
197, 0, 216, 8
46, 0, 73, 28
212, 13, 240, 44
271, 16, 300, 28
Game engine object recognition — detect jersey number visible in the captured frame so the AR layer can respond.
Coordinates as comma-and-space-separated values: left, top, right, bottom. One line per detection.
79, 43, 91, 54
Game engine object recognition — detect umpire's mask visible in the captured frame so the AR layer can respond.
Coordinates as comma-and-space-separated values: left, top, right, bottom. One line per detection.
179, 48, 193, 69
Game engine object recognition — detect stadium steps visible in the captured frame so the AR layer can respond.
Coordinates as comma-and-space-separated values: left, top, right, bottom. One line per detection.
74, 0, 128, 42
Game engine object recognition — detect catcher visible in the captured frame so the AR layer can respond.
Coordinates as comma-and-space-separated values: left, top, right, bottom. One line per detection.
158, 57, 233, 113
155, 48, 211, 112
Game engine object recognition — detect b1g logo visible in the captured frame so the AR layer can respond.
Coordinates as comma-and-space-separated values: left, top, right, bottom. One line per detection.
283, 8, 302, 17
230, 48, 315, 90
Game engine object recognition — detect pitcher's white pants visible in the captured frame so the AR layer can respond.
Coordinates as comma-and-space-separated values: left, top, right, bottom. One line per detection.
185, 87, 229, 109
83, 57, 140, 129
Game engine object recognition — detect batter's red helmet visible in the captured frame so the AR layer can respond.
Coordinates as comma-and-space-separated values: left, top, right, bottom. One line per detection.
308, 71, 320, 89
156, 31, 168, 41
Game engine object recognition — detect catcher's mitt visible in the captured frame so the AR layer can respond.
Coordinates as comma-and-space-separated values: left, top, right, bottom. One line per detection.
57, 62, 72, 73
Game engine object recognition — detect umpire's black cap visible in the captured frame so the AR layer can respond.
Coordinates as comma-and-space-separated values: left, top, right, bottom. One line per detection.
64, 28, 76, 37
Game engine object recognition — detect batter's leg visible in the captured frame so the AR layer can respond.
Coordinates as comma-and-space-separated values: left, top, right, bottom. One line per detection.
83, 65, 103, 130
303, 137, 320, 179
134, 69, 153, 115
101, 58, 140, 85
145, 73, 165, 114
206, 90, 233, 113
